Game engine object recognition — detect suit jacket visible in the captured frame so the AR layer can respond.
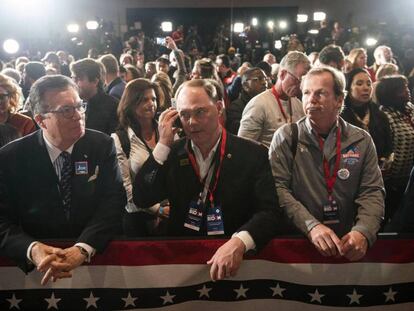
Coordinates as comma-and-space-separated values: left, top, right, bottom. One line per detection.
85, 90, 119, 136
0, 129, 126, 271
133, 133, 282, 250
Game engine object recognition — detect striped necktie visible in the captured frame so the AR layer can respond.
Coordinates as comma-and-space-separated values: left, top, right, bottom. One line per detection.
59, 151, 72, 219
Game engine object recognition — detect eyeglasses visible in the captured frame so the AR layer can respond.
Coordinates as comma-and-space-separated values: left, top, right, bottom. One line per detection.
0, 93, 10, 102
286, 71, 302, 84
44, 102, 87, 119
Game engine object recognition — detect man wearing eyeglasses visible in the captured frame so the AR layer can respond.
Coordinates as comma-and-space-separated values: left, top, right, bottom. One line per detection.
238, 51, 311, 148
226, 67, 268, 134
134, 79, 282, 281
0, 75, 126, 285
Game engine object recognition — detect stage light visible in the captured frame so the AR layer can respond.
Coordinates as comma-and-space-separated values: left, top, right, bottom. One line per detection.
308, 29, 319, 35
274, 40, 282, 49
279, 21, 288, 30
233, 23, 244, 33
313, 12, 326, 21
297, 14, 308, 23
3, 39, 19, 54
86, 20, 99, 30
251, 18, 258, 26
267, 21, 274, 29
67, 23, 79, 33
366, 37, 378, 46
161, 22, 172, 32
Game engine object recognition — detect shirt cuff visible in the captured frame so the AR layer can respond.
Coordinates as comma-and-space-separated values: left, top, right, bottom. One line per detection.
75, 243, 96, 262
152, 143, 171, 164
233, 231, 256, 252
27, 241, 39, 263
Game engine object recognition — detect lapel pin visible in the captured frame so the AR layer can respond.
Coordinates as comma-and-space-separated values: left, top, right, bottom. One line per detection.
227, 153, 232, 159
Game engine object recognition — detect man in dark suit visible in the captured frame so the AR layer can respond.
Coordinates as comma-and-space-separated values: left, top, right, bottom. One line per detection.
0, 75, 126, 284
70, 58, 119, 135
133, 79, 282, 281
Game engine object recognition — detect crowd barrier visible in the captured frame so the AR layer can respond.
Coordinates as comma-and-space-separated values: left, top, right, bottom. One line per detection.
1, 236, 414, 310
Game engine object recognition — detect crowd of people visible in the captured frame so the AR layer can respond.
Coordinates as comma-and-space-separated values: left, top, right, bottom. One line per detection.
1, 20, 414, 285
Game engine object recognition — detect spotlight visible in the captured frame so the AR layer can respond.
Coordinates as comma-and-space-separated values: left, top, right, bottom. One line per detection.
297, 14, 308, 23
233, 23, 244, 33
274, 40, 282, 49
308, 29, 319, 35
3, 39, 19, 54
251, 18, 258, 26
366, 37, 378, 46
267, 21, 274, 29
279, 21, 288, 30
313, 12, 326, 21
86, 20, 99, 30
67, 23, 80, 33
161, 22, 172, 32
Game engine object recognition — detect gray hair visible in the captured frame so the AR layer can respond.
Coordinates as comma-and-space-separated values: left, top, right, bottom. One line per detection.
28, 74, 78, 115
302, 66, 346, 98
175, 79, 219, 103
279, 51, 311, 73
374, 45, 392, 61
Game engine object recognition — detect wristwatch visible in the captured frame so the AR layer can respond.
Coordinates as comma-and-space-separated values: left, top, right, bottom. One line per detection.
75, 245, 90, 262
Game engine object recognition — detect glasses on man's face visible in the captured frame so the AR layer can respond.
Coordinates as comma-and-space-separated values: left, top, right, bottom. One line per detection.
44, 101, 87, 119
0, 93, 10, 103
286, 71, 302, 84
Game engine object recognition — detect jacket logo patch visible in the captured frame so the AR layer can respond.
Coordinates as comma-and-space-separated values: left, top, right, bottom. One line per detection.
342, 146, 360, 165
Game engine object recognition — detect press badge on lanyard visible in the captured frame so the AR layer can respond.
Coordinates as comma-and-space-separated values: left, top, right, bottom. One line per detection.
317, 127, 341, 225
183, 129, 227, 235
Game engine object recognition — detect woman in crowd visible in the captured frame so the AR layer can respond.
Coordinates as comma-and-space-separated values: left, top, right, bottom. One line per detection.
348, 48, 376, 81
0, 74, 36, 136
152, 72, 173, 111
376, 75, 414, 222
341, 68, 393, 161
111, 78, 168, 236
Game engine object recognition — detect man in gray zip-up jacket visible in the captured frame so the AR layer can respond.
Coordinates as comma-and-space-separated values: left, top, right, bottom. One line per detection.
269, 66, 384, 261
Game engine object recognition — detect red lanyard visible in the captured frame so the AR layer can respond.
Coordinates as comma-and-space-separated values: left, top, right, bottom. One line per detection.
317, 127, 341, 198
187, 128, 227, 205
271, 86, 290, 123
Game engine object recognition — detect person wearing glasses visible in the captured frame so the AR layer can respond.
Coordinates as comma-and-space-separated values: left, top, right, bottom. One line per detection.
0, 75, 126, 285
134, 79, 283, 281
226, 67, 268, 134
0, 74, 36, 137
238, 51, 311, 148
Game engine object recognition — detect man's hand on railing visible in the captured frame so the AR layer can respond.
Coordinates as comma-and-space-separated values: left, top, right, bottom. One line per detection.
207, 237, 245, 281
340, 231, 368, 261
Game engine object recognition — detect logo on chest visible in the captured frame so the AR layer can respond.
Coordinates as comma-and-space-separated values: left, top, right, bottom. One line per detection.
342, 146, 360, 165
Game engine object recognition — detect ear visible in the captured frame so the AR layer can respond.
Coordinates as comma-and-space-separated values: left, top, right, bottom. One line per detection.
215, 100, 224, 115
336, 94, 345, 111
279, 69, 287, 81
93, 78, 99, 87
34, 114, 47, 130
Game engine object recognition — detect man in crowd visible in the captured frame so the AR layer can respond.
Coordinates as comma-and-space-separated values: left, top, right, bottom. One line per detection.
318, 44, 346, 71
370, 45, 394, 75
269, 66, 384, 260
99, 54, 126, 100
0, 75, 126, 284
263, 53, 277, 65
216, 54, 237, 87
70, 58, 118, 135
238, 51, 311, 148
226, 67, 268, 134
134, 79, 282, 281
